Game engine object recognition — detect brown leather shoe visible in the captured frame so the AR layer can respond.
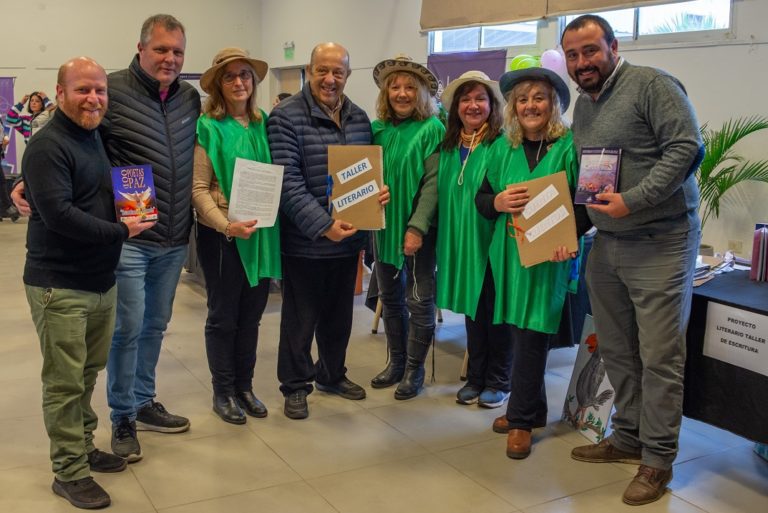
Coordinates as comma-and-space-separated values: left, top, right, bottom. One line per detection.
493, 415, 546, 433
493, 415, 510, 433
571, 438, 642, 464
506, 429, 532, 459
622, 465, 672, 505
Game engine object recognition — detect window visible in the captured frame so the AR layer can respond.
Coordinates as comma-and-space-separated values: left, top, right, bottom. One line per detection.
430, 21, 538, 54
563, 0, 731, 40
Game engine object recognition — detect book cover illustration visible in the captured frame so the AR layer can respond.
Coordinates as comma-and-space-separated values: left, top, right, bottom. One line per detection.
111, 164, 158, 222
562, 314, 615, 443
574, 147, 621, 205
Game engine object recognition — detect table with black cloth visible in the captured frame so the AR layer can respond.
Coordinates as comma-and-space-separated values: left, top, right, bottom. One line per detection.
683, 269, 768, 443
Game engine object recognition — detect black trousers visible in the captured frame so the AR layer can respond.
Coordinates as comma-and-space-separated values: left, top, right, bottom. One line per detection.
465, 264, 513, 391
504, 325, 550, 429
196, 223, 270, 396
277, 253, 358, 395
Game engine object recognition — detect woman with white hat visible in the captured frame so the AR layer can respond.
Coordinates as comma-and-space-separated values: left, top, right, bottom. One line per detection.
477, 57, 589, 459
369, 55, 445, 400
192, 48, 281, 424
435, 71, 511, 409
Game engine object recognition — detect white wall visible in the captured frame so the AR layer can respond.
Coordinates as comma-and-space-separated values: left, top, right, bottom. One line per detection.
1, 0, 261, 165
260, 0, 768, 256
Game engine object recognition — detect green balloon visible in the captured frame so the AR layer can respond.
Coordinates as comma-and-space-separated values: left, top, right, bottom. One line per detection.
509, 55, 539, 71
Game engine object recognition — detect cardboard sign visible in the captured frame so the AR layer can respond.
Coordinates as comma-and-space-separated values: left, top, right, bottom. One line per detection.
511, 171, 578, 267
328, 145, 385, 230
703, 301, 768, 377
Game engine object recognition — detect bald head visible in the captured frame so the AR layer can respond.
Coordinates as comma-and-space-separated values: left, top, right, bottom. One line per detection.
57, 56, 106, 87
56, 56, 108, 130
309, 42, 350, 71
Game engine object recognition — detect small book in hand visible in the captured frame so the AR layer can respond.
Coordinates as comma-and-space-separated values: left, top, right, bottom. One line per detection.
111, 164, 158, 222
574, 147, 621, 205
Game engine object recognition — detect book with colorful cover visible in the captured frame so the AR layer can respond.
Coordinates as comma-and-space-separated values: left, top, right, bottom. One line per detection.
111, 164, 158, 222
574, 147, 621, 205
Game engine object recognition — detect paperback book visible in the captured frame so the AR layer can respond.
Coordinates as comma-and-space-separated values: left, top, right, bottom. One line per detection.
574, 147, 621, 205
111, 164, 158, 222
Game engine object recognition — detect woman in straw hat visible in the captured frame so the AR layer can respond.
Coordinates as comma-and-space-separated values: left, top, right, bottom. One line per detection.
192, 48, 281, 424
435, 71, 511, 409
369, 55, 445, 400
477, 56, 590, 459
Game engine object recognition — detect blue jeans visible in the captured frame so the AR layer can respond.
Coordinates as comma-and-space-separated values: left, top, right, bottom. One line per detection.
586, 229, 699, 469
107, 242, 187, 423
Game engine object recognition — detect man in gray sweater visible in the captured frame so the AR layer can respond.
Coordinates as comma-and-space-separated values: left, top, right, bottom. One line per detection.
562, 15, 704, 506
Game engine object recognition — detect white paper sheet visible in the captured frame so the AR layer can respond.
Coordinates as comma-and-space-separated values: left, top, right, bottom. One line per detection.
336, 157, 373, 184
522, 184, 558, 220
333, 179, 380, 212
525, 205, 569, 242
227, 158, 284, 227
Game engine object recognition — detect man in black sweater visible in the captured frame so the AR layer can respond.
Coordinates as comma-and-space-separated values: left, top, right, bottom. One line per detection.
23, 56, 153, 510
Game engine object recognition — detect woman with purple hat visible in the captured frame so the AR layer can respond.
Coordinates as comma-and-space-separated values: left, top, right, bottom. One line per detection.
369, 55, 445, 400
434, 71, 511, 409
192, 48, 281, 424
476, 55, 589, 459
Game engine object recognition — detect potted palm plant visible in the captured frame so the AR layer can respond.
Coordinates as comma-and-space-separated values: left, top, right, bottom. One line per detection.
697, 115, 768, 231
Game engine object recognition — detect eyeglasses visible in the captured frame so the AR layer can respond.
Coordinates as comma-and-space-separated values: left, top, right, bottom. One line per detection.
222, 71, 253, 85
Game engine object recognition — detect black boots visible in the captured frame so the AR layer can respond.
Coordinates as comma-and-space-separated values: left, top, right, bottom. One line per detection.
394, 337, 431, 400
371, 313, 407, 388
370, 352, 406, 388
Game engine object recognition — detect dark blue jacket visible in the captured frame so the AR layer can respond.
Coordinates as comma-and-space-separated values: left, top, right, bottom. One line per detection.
267, 86, 371, 258
101, 55, 201, 248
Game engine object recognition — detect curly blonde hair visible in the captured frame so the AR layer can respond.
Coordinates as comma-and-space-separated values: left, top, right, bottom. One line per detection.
375, 71, 437, 122
504, 79, 568, 147
202, 61, 262, 123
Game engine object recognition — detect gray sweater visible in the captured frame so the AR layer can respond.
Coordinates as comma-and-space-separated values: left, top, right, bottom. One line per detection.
572, 61, 703, 235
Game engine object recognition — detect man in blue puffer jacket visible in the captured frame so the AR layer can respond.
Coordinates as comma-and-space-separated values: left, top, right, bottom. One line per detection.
267, 42, 374, 420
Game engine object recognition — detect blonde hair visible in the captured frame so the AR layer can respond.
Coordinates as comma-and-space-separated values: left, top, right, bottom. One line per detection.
202, 61, 262, 123
504, 80, 568, 147
375, 71, 437, 122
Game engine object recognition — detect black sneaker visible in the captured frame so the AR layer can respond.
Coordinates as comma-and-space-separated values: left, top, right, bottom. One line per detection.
136, 400, 190, 433
52, 476, 111, 509
111, 419, 142, 463
284, 390, 309, 419
315, 377, 366, 400
87, 449, 127, 473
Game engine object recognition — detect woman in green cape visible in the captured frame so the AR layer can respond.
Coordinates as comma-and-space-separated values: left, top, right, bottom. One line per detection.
192, 48, 281, 425
434, 71, 512, 408
369, 55, 445, 400
476, 59, 589, 459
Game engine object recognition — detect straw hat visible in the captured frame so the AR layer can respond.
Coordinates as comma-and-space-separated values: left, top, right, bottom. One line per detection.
440, 70, 504, 109
200, 47, 268, 94
498, 65, 570, 112
372, 54, 439, 96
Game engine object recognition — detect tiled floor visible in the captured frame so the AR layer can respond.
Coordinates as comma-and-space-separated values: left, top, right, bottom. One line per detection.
1, 218, 766, 512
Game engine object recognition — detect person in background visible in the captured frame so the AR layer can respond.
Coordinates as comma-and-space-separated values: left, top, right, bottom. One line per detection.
267, 42, 389, 420
562, 15, 703, 506
273, 92, 291, 107
477, 58, 589, 460
5, 91, 53, 144
192, 47, 280, 424
22, 56, 154, 509
435, 71, 510, 408
368, 55, 444, 400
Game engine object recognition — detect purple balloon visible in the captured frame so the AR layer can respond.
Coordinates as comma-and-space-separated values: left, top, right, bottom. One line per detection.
541, 49, 566, 76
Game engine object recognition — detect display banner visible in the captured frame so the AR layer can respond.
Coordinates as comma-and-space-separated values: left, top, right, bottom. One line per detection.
427, 50, 506, 98
703, 301, 768, 377
1, 77, 17, 171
